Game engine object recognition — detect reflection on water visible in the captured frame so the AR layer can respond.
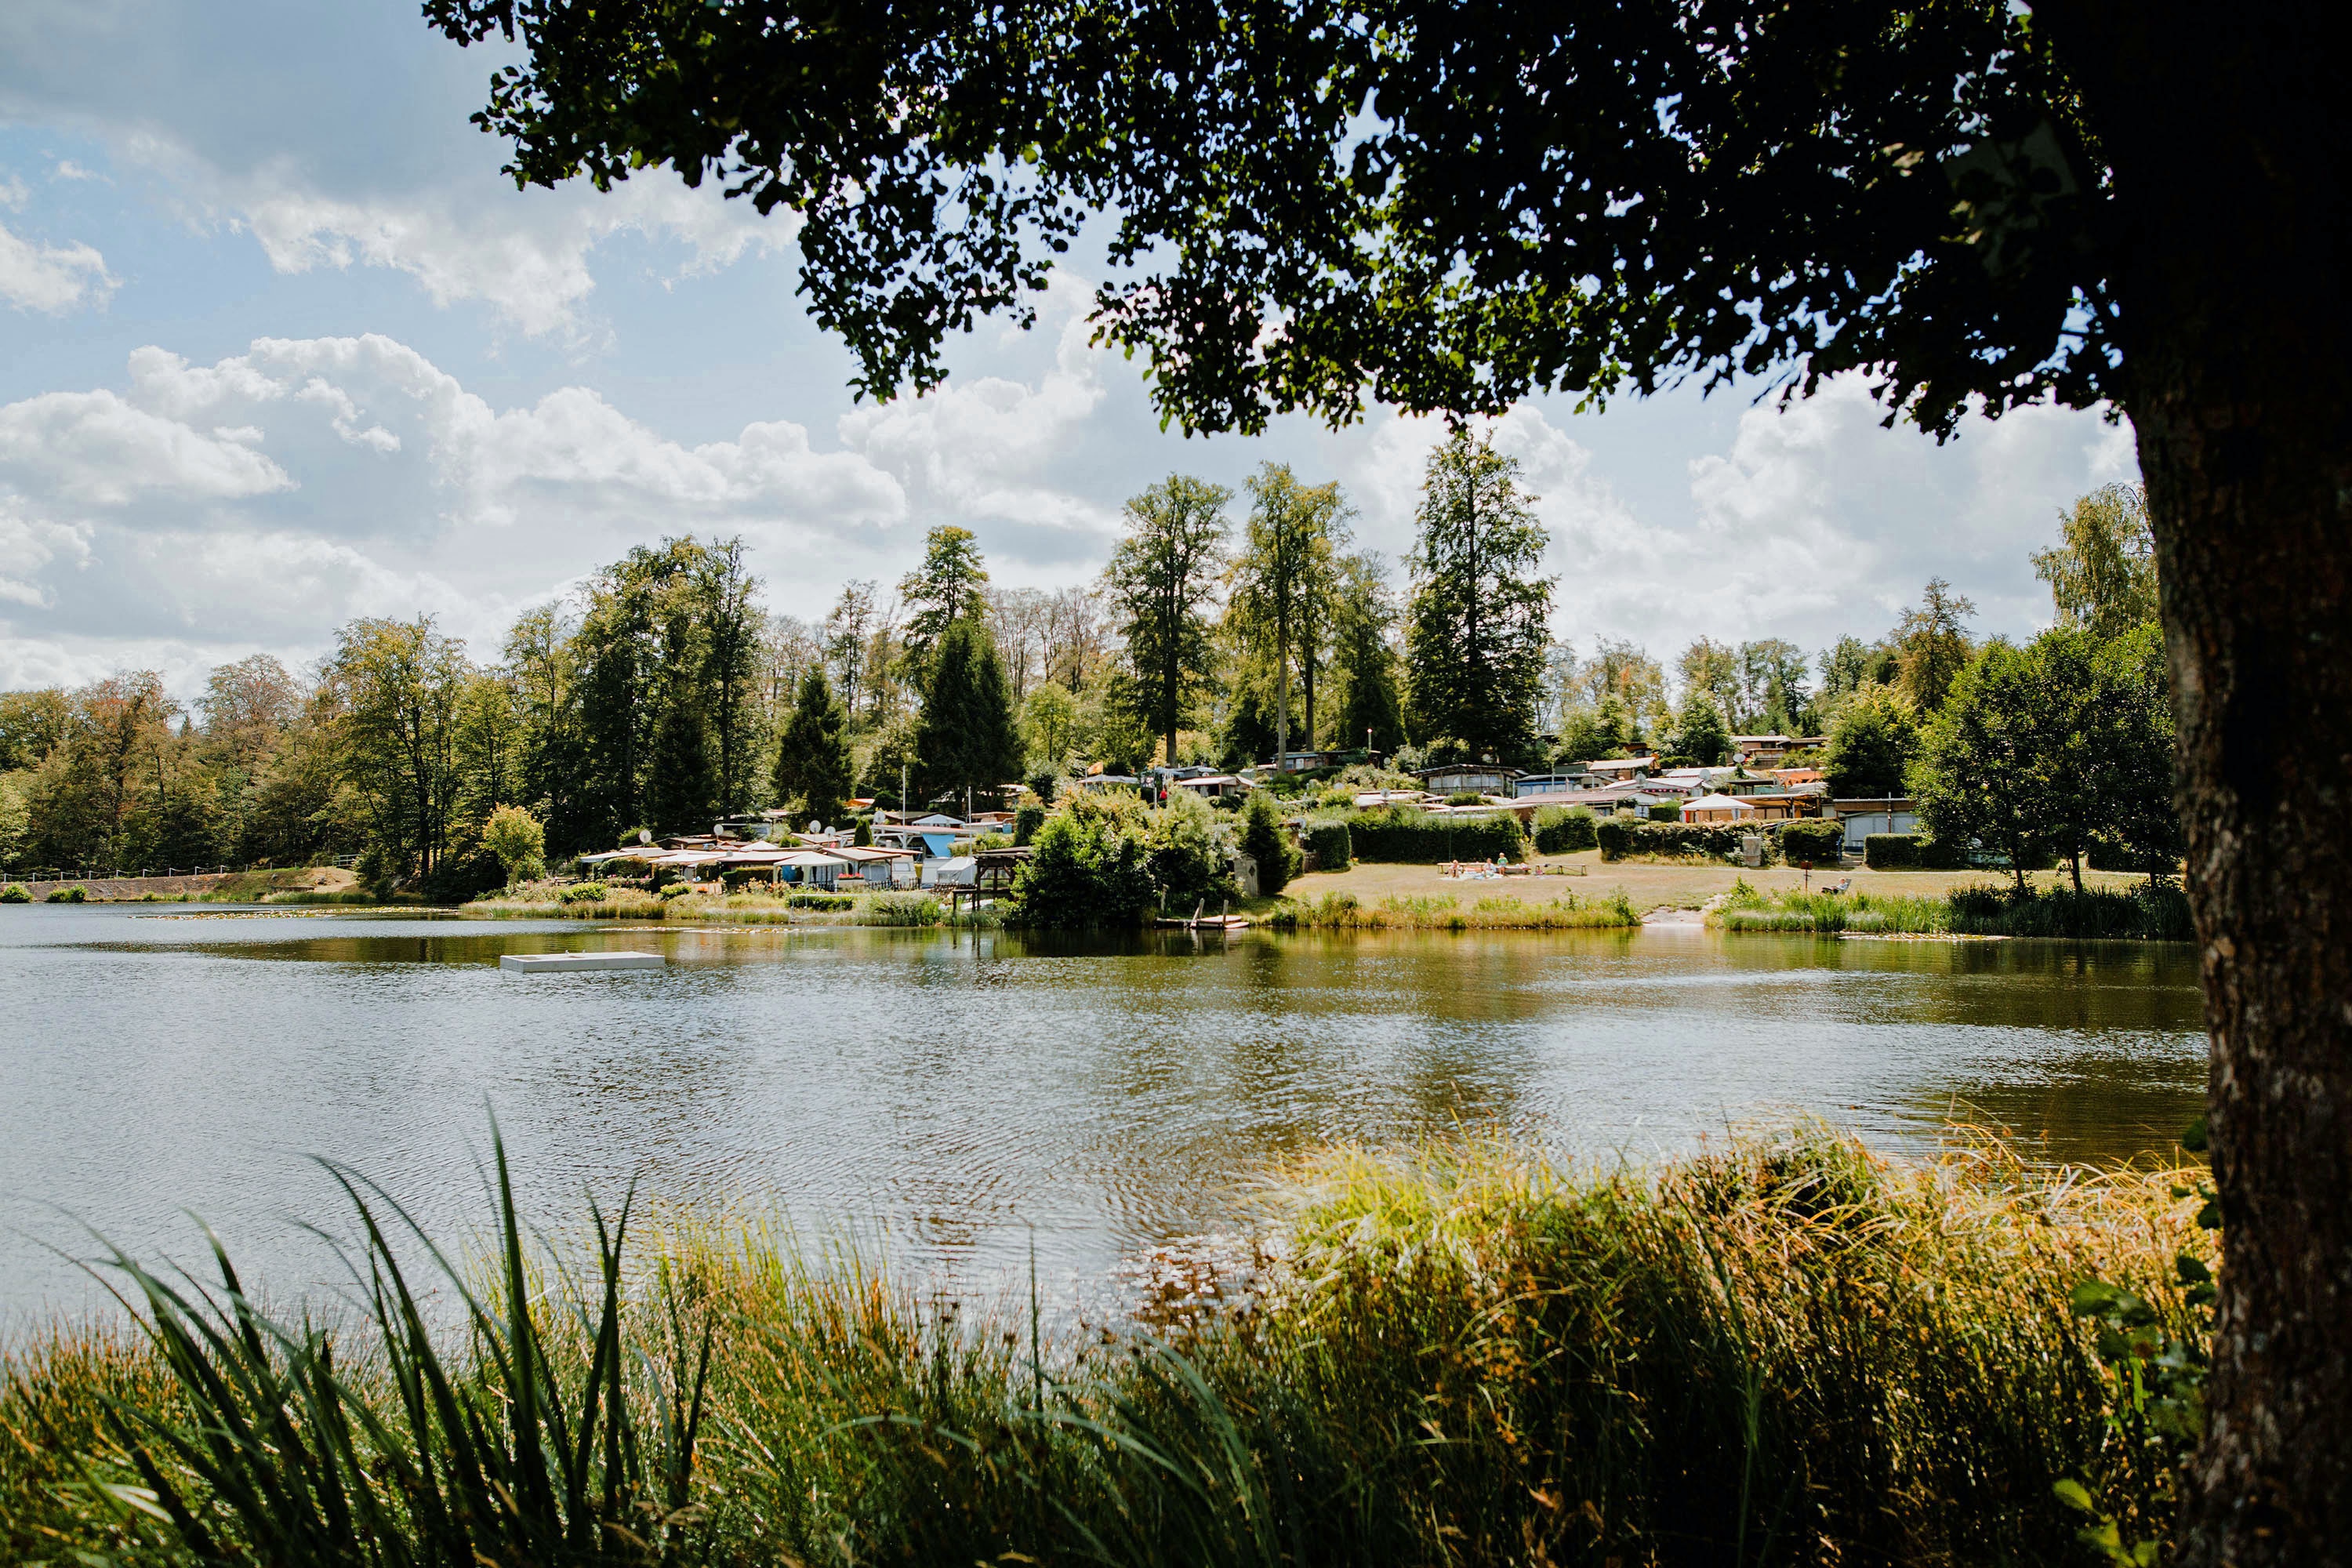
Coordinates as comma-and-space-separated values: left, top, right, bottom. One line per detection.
0, 905, 2204, 1319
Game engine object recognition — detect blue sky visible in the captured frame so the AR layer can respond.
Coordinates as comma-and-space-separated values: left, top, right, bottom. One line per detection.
0, 0, 2140, 698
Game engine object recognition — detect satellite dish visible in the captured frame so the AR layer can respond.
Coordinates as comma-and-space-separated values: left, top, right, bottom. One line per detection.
637, 829, 652, 845
808, 820, 823, 834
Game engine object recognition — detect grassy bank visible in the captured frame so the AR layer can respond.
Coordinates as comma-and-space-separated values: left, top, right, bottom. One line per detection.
4, 1127, 2207, 1566
1268, 887, 1638, 931
461, 887, 966, 927
1714, 878, 2195, 939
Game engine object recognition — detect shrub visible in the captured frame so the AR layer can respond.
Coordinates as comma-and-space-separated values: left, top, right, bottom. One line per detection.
1947, 883, 2194, 941
481, 804, 546, 880
1148, 789, 1237, 909
0, 883, 29, 904
1240, 789, 1301, 895
972, 833, 1013, 852
1445, 789, 1486, 806
1865, 833, 1968, 870
1013, 801, 1046, 846
787, 892, 855, 911
558, 880, 610, 903
862, 890, 942, 925
1777, 818, 1847, 866
45, 884, 85, 904
1345, 808, 1526, 864
1008, 793, 1155, 927
1598, 819, 1761, 862
1303, 820, 1352, 871
1646, 800, 1682, 823
1530, 805, 1599, 855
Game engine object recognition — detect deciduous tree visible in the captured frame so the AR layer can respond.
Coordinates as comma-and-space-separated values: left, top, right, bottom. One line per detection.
1328, 552, 1404, 753
1226, 465, 1343, 766
1892, 579, 1977, 714
1106, 475, 1229, 767
1669, 694, 1733, 767
1824, 688, 1921, 800
2035, 482, 2161, 640
424, 3, 2352, 1544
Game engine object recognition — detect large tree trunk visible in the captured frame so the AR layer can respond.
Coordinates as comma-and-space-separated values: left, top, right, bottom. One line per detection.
2145, 372, 2352, 1565
2085, 2, 2352, 1554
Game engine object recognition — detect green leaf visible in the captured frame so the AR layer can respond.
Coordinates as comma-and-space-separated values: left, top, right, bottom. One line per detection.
2176, 1251, 2212, 1284
2070, 1279, 2123, 1316
2053, 1476, 2098, 1514
2197, 1197, 2223, 1230
2181, 1116, 2209, 1152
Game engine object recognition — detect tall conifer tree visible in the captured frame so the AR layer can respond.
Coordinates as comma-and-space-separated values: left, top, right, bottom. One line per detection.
1403, 431, 1553, 764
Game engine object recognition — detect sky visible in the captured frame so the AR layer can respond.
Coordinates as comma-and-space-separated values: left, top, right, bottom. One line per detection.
0, 0, 2141, 701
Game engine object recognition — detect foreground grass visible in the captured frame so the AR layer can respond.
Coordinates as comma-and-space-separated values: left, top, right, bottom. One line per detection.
1712, 879, 2195, 940
1268, 887, 1639, 931
3, 1127, 2208, 1566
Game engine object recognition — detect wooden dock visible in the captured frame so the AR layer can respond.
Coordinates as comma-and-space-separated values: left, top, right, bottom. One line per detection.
1154, 902, 1250, 931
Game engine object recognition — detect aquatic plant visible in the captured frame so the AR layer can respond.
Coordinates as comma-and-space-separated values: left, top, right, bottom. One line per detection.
861, 891, 942, 927
1715, 880, 2193, 939
1269, 887, 1637, 931
5, 1129, 2211, 1566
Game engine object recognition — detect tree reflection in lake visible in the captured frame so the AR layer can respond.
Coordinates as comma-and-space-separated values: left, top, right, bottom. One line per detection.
1, 906, 2201, 1320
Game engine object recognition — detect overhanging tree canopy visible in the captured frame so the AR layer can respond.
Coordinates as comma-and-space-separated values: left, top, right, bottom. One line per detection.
424, 2, 2350, 1559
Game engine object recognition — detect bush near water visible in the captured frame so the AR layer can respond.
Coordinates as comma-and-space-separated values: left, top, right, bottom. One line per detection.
1, 1126, 2212, 1567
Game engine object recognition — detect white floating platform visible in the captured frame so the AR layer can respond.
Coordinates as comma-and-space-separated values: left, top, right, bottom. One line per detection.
500, 952, 665, 973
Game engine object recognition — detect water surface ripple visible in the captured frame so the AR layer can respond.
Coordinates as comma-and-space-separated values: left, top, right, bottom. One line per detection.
0, 905, 2203, 1319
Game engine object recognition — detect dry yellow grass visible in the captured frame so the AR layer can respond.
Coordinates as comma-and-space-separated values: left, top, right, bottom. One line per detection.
1287, 848, 2151, 915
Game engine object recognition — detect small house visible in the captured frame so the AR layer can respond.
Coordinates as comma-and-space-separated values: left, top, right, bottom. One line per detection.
1682, 792, 1759, 824
1413, 762, 1526, 796
1832, 797, 1918, 849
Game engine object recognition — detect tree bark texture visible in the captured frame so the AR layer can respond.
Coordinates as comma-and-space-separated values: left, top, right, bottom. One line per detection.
2071, 1, 2352, 1558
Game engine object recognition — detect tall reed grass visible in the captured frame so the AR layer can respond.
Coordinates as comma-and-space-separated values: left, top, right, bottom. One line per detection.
1715, 879, 2194, 939
5, 1127, 2208, 1566
1269, 887, 1639, 931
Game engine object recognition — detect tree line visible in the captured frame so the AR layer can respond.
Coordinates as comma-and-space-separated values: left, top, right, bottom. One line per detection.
0, 451, 2161, 893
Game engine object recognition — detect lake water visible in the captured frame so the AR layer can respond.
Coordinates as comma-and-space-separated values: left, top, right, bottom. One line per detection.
0, 904, 2205, 1323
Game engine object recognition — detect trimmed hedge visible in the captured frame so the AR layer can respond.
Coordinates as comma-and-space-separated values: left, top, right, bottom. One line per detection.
1777, 819, 1846, 866
788, 892, 855, 910
1864, 833, 1967, 870
1345, 808, 1526, 863
1597, 820, 1762, 862
1303, 821, 1352, 872
1531, 805, 1599, 855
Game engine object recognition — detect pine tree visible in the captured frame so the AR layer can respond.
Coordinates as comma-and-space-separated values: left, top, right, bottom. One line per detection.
897, 526, 990, 688
913, 619, 1022, 809
1404, 430, 1554, 764
772, 665, 854, 826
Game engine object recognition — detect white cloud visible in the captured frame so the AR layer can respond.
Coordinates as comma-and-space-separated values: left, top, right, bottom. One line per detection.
0, 388, 292, 503
0, 217, 116, 313
837, 289, 1117, 550
0, 503, 89, 609
1320, 376, 2135, 670
209, 157, 797, 339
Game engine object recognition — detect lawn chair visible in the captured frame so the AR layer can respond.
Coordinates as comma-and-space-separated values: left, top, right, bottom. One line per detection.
1824, 877, 1852, 895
